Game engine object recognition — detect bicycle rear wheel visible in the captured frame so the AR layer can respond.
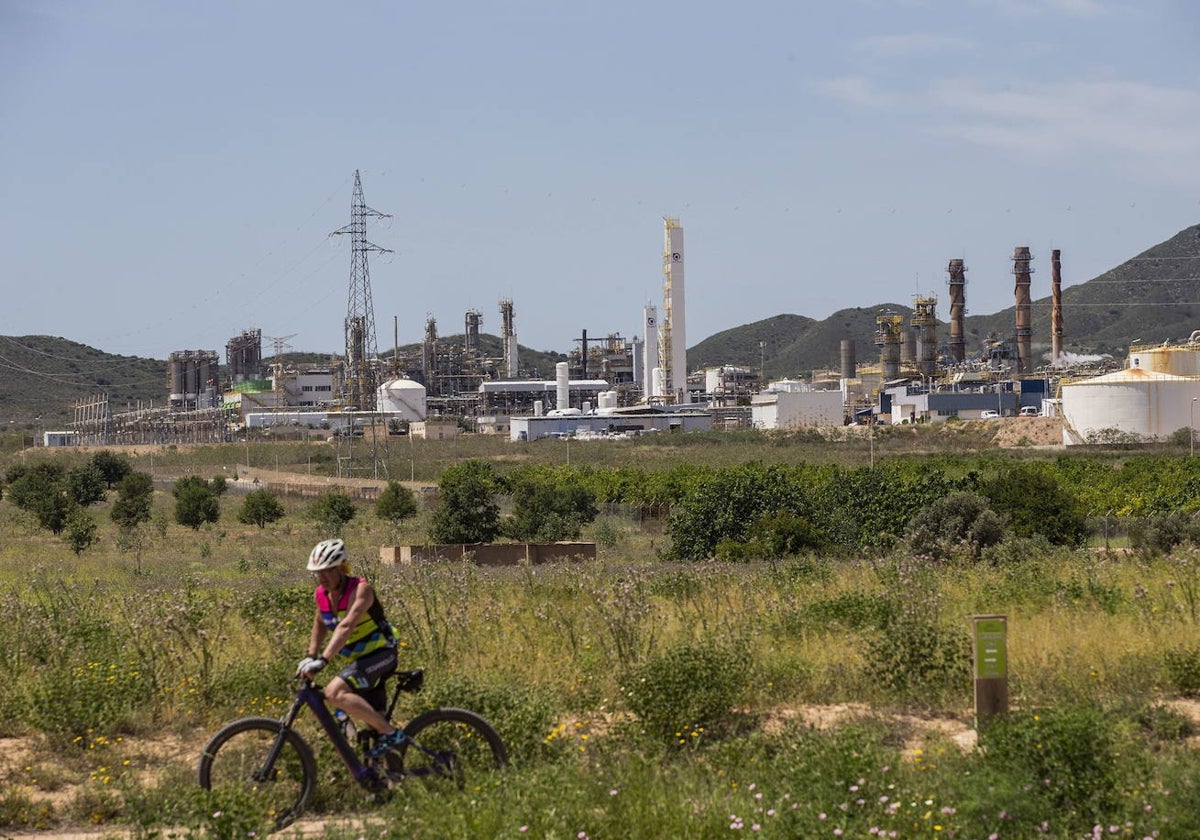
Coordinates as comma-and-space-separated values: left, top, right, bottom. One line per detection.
394, 707, 507, 786
197, 716, 316, 831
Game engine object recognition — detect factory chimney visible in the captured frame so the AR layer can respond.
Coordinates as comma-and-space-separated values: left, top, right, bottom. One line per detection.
1012, 247, 1034, 375
840, 339, 856, 381
500, 299, 518, 378
1050, 250, 1064, 366
661, 217, 687, 404
947, 259, 967, 363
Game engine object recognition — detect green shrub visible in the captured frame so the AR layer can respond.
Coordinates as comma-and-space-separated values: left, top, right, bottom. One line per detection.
1163, 647, 1200, 696
862, 606, 970, 698
429, 460, 500, 544
906, 491, 1006, 560
172, 476, 220, 530
416, 674, 559, 767
1130, 510, 1200, 555
621, 638, 751, 743
237, 488, 285, 528
980, 704, 1131, 820
375, 480, 418, 523
308, 490, 357, 534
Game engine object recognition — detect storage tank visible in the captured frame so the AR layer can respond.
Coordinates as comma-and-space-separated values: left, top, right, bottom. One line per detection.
1129, 344, 1200, 377
377, 378, 428, 422
1061, 367, 1200, 444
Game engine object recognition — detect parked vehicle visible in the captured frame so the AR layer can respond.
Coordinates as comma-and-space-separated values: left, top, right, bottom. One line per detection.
981, 410, 1001, 419
1019, 406, 1040, 417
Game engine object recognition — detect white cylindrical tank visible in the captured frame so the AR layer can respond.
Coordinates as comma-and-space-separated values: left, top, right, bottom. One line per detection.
1061, 368, 1200, 444
556, 362, 569, 411
705, 367, 722, 394
377, 379, 428, 422
1129, 346, 1200, 377
652, 367, 665, 400
533, 400, 544, 417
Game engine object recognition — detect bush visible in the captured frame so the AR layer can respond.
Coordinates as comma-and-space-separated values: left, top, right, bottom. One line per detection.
1130, 510, 1200, 555
429, 460, 500, 544
65, 463, 106, 506
309, 490, 357, 534
1163, 647, 1200, 696
237, 489, 285, 528
862, 603, 970, 697
375, 481, 418, 523
982, 464, 1087, 546
63, 508, 98, 555
502, 476, 597, 541
621, 638, 751, 743
172, 476, 220, 530
906, 491, 1006, 561
980, 704, 1130, 820
418, 675, 559, 767
111, 471, 154, 530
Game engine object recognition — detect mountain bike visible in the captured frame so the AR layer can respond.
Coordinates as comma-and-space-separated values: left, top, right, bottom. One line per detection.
197, 668, 507, 831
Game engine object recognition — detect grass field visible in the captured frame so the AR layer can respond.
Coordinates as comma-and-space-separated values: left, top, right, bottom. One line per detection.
2, 433, 1200, 838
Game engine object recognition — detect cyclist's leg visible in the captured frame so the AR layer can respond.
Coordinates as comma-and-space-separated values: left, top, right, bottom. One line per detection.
325, 647, 398, 734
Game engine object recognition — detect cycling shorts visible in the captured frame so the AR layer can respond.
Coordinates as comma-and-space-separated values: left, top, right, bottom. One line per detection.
338, 646, 398, 692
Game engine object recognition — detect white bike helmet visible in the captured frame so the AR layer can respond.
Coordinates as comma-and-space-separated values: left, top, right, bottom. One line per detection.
307, 538, 348, 571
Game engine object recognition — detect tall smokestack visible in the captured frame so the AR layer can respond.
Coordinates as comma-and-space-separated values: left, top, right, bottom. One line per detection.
1051, 250, 1064, 366
661, 217, 687, 404
947, 259, 967, 363
840, 339, 856, 380
1012, 246, 1034, 375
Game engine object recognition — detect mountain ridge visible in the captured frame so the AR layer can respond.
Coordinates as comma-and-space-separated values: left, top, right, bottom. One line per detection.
5, 223, 1199, 423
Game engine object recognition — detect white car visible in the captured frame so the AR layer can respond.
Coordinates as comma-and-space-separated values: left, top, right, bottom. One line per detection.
980, 410, 1001, 419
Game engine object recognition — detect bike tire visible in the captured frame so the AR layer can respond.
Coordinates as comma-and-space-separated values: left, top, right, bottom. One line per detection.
197, 716, 317, 831
393, 707, 508, 786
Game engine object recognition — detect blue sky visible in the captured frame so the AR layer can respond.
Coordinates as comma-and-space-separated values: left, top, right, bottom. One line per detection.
3, 0, 1199, 364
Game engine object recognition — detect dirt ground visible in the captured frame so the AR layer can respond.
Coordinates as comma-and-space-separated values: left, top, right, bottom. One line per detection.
987, 416, 1064, 448
8, 696, 1199, 839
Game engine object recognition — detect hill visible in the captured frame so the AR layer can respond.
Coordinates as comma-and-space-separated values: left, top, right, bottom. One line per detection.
690, 223, 1200, 377
0, 336, 166, 426
6, 224, 1200, 422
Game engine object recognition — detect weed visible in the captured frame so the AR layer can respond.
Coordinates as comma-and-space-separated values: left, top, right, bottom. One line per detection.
621, 637, 751, 744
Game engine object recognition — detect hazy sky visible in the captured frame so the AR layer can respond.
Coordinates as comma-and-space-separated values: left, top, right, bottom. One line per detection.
3, 0, 1199, 363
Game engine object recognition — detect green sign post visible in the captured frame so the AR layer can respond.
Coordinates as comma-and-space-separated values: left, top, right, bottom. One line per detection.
972, 614, 1008, 726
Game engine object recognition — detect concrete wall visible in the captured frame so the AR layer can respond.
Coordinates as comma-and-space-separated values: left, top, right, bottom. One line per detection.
382, 542, 597, 565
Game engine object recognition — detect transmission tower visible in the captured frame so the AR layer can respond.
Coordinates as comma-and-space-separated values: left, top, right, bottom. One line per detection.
265, 333, 298, 364
331, 170, 392, 411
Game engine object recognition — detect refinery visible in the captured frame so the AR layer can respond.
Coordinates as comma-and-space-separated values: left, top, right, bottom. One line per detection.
45, 172, 1200, 458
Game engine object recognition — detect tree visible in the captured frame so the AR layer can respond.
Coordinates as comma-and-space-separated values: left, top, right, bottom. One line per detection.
6, 469, 73, 533
429, 460, 500, 544
173, 475, 220, 530
238, 489, 285, 528
111, 471, 154, 530
502, 476, 597, 541
63, 508, 99, 555
309, 490, 357, 535
90, 450, 132, 488
66, 463, 107, 506
375, 481, 418, 523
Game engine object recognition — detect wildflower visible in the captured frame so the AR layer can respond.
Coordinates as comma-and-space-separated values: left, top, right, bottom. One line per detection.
519, 828, 528, 833
609, 789, 618, 796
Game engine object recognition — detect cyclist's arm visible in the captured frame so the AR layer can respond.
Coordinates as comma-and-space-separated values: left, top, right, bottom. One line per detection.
306, 611, 327, 658
319, 581, 376, 660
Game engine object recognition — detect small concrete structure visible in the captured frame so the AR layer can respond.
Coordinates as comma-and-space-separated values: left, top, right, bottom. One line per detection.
381, 542, 597, 565
751, 389, 843, 429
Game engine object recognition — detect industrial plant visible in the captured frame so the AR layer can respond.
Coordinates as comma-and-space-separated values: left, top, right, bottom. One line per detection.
53, 171, 1200, 458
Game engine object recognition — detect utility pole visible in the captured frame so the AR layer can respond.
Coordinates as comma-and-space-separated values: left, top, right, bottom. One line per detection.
331, 170, 391, 412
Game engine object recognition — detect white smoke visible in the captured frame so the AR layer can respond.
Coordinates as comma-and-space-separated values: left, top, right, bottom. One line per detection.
1046, 351, 1113, 368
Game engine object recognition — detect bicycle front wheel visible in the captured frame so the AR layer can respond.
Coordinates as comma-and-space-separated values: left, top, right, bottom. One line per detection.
197, 716, 317, 831
394, 707, 508, 787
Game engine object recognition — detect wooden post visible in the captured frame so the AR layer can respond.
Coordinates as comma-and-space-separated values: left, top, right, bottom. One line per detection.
972, 614, 1008, 728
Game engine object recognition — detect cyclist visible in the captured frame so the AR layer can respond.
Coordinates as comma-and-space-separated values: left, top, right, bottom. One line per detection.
296, 538, 406, 756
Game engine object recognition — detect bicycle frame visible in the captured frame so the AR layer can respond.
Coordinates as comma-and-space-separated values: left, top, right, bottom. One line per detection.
278, 680, 379, 786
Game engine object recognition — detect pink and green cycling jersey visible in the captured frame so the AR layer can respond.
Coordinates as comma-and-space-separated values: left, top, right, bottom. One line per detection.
314, 576, 397, 660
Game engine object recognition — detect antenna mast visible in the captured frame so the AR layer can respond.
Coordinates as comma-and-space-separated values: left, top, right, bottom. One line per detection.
331, 170, 391, 410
